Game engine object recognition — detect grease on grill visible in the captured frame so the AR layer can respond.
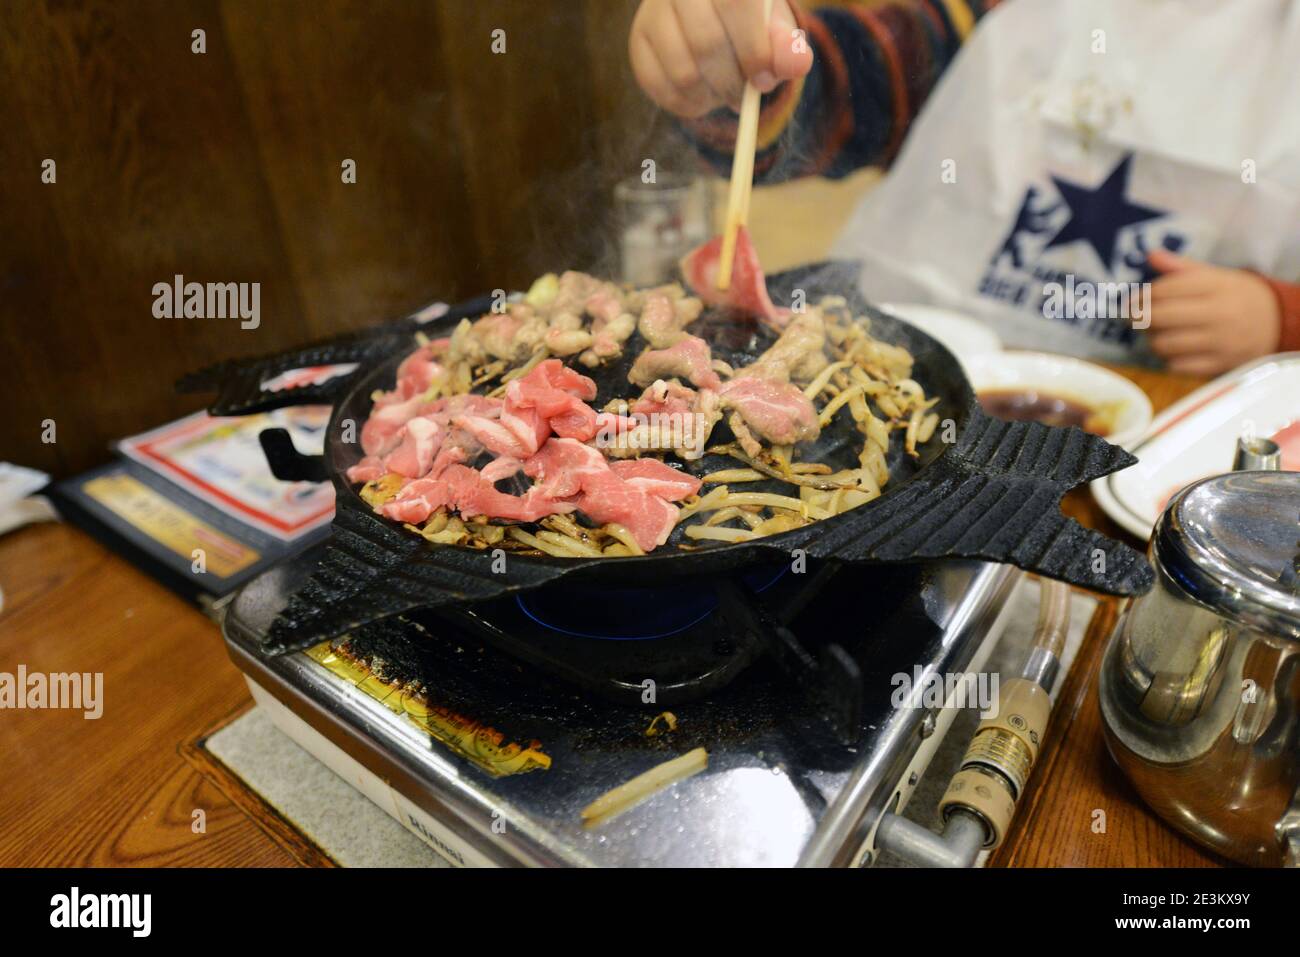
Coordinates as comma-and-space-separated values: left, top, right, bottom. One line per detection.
645, 711, 678, 737
314, 624, 552, 776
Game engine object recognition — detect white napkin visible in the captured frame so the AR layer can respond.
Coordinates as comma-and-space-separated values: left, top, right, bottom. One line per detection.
0, 463, 57, 537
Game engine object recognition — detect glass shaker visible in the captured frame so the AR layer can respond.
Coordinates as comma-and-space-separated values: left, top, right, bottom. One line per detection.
614, 173, 713, 287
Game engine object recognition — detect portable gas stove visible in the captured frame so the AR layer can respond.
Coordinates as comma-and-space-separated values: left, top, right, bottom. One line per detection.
221, 548, 1021, 867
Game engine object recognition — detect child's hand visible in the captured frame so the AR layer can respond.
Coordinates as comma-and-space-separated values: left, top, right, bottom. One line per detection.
1145, 250, 1281, 376
630, 0, 813, 117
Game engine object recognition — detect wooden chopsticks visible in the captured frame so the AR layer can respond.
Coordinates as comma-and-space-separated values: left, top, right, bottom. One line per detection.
715, 0, 775, 291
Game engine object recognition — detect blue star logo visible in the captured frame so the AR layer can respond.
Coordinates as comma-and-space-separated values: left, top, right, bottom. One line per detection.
1042, 154, 1166, 273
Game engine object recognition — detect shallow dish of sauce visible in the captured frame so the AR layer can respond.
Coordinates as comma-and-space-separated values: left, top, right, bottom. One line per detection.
963, 351, 1152, 448
978, 388, 1116, 436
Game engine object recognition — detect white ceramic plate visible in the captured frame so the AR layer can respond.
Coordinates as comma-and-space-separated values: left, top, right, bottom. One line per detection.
962, 351, 1154, 450
878, 303, 1001, 373
1091, 353, 1300, 540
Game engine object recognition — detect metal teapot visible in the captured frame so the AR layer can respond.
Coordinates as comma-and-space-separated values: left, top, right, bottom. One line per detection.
1099, 447, 1300, 866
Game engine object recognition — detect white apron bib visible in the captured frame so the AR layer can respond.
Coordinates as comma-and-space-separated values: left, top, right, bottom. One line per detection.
830, 0, 1300, 363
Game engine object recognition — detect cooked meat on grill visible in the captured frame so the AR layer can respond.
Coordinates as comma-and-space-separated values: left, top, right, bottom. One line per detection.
543, 311, 592, 356
550, 270, 605, 316
580, 290, 637, 366
718, 375, 821, 448
348, 266, 939, 557
453, 305, 547, 363
594, 379, 722, 462
632, 378, 698, 416
637, 291, 705, 348
728, 411, 763, 458
746, 310, 829, 383
629, 336, 723, 391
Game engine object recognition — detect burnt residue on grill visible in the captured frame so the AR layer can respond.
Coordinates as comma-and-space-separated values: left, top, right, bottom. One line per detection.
313, 559, 940, 764
326, 615, 808, 758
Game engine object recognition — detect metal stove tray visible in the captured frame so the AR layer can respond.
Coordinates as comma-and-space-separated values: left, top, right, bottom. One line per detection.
222, 556, 1020, 867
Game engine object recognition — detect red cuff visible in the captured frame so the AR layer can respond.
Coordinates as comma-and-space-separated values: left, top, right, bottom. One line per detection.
1261, 275, 1300, 353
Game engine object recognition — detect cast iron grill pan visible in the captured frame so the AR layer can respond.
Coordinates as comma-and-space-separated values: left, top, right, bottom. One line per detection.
184, 262, 1153, 653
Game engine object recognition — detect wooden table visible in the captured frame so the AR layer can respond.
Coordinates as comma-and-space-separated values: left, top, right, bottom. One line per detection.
0, 364, 1223, 867
994, 364, 1224, 868
0, 521, 312, 866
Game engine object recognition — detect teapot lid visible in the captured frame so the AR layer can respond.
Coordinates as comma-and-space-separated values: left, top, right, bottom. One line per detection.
1156, 471, 1300, 636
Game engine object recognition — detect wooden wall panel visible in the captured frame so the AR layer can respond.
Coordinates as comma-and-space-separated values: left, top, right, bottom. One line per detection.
218, 0, 479, 333
0, 0, 683, 477
432, 0, 670, 287
0, 0, 310, 475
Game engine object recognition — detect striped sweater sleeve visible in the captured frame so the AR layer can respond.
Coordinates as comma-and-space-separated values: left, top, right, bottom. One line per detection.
1263, 276, 1300, 353
681, 0, 1001, 183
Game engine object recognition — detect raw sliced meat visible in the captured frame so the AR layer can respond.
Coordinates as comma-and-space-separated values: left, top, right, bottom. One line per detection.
380, 477, 451, 524
523, 437, 609, 499
455, 359, 600, 458
381, 497, 444, 526
457, 412, 546, 459
361, 393, 431, 455
608, 459, 701, 501
680, 226, 790, 328
345, 455, 387, 485
443, 465, 574, 522
428, 442, 469, 479
572, 486, 677, 552
1271, 419, 1300, 470
381, 464, 573, 525
479, 455, 524, 484
361, 391, 500, 458
443, 393, 504, 419
540, 358, 598, 401
548, 405, 599, 440
384, 417, 443, 479
393, 345, 443, 400
507, 359, 599, 441
592, 410, 639, 448
522, 438, 681, 550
